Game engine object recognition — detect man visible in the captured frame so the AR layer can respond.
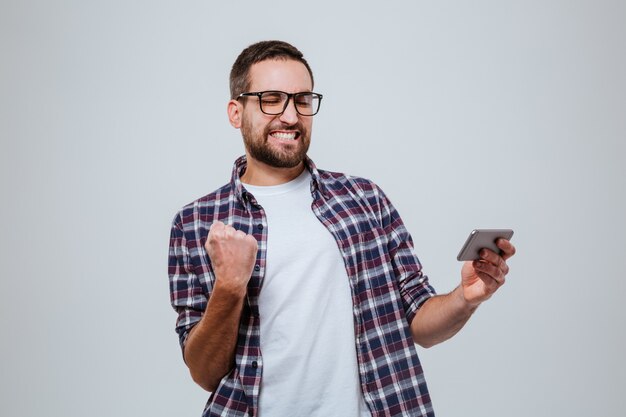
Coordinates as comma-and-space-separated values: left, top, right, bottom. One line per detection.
168, 40, 516, 417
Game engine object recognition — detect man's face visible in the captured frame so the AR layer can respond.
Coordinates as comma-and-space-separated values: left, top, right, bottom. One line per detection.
239, 59, 313, 168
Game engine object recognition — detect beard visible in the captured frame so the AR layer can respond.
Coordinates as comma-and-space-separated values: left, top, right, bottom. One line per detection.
240, 117, 311, 168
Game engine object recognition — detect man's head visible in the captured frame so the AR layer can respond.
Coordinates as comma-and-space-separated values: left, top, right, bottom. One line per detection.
229, 40, 314, 100
227, 41, 318, 171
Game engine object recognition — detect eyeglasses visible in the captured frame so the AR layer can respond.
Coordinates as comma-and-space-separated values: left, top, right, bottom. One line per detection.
237, 90, 323, 116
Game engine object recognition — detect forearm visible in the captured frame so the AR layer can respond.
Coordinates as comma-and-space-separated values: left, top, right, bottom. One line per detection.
410, 286, 478, 348
184, 281, 246, 392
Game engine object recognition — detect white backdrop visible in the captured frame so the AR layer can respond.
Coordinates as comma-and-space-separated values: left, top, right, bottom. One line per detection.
1, 1, 625, 416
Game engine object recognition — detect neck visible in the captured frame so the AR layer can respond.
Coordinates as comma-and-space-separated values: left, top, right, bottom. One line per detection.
241, 156, 306, 186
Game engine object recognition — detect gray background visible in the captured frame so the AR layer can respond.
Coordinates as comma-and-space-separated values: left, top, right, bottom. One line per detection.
1, 1, 625, 416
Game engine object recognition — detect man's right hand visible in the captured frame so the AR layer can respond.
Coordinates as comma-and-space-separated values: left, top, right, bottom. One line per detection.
205, 221, 258, 294
185, 221, 258, 391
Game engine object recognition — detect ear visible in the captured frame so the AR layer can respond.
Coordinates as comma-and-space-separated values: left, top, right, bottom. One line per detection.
227, 99, 243, 129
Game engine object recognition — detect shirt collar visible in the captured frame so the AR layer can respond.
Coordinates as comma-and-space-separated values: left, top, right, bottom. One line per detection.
231, 155, 329, 209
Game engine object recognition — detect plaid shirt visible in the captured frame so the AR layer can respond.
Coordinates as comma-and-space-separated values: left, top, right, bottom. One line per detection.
169, 156, 437, 417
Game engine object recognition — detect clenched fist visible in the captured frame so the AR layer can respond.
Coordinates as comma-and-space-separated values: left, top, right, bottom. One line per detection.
205, 221, 258, 294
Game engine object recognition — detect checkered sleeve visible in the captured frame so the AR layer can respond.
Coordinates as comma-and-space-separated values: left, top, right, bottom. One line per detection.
168, 212, 206, 357
375, 185, 437, 325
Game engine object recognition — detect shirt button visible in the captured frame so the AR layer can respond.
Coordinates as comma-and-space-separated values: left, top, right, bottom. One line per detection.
257, 224, 264, 230
254, 264, 260, 271
251, 361, 258, 369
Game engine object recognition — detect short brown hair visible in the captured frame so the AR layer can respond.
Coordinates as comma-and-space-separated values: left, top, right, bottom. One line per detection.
229, 40, 314, 99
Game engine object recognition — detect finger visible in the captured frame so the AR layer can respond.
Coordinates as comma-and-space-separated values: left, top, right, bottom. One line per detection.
475, 270, 501, 293
479, 248, 501, 266
209, 220, 225, 234
206, 222, 224, 252
476, 268, 505, 289
501, 261, 510, 276
245, 234, 258, 246
245, 235, 259, 255
223, 224, 237, 238
479, 249, 510, 276
496, 239, 516, 261
473, 260, 506, 285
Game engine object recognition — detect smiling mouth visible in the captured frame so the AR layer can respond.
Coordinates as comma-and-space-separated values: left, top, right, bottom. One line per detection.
269, 130, 300, 141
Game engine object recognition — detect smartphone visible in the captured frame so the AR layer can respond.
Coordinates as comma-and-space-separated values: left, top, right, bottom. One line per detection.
457, 229, 514, 261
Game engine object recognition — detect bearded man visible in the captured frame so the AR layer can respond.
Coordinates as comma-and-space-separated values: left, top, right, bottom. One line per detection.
168, 40, 516, 417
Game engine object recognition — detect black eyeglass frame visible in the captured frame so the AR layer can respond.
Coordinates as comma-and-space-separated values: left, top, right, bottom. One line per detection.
237, 90, 323, 116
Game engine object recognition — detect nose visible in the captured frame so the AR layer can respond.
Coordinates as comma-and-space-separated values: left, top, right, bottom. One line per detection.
279, 97, 299, 125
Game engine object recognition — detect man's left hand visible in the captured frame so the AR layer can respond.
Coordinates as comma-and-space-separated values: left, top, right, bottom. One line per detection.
461, 239, 516, 307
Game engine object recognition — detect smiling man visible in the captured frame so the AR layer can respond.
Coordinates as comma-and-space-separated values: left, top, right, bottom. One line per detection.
168, 40, 516, 417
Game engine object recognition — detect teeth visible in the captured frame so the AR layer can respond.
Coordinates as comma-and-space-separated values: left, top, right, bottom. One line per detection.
271, 132, 297, 140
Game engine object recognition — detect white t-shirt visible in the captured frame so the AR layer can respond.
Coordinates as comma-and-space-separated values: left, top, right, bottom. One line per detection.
244, 169, 370, 417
